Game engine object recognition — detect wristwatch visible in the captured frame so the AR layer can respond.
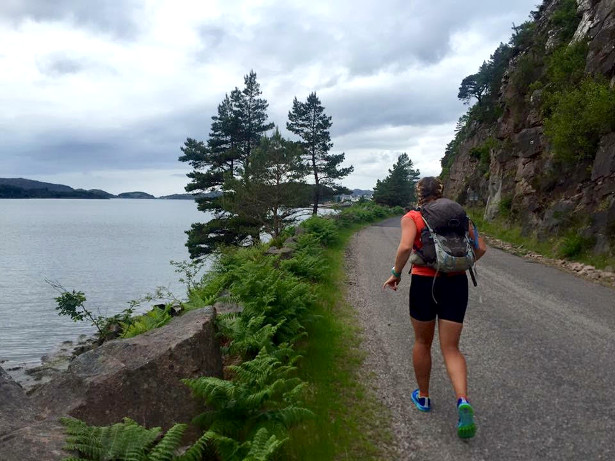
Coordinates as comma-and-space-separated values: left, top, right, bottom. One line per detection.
391, 267, 401, 278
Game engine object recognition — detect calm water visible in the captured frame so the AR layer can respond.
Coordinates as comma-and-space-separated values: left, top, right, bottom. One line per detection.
0, 199, 208, 367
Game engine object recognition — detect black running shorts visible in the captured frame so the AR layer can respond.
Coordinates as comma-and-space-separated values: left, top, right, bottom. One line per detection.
409, 273, 469, 323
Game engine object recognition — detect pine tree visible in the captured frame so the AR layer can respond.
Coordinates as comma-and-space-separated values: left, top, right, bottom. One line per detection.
239, 71, 274, 166
224, 128, 309, 239
287, 92, 353, 215
372, 153, 420, 208
179, 71, 273, 258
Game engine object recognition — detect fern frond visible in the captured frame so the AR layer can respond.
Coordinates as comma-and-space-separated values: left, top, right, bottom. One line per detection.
147, 423, 187, 461
207, 431, 242, 461
174, 430, 216, 461
264, 406, 315, 428
61, 417, 160, 461
244, 428, 287, 461
183, 376, 235, 405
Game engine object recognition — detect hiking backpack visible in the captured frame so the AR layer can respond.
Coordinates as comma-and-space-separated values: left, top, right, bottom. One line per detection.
409, 198, 476, 273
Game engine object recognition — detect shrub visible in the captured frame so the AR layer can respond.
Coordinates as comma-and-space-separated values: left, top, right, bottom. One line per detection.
510, 53, 543, 95
498, 196, 513, 218
510, 21, 536, 51
469, 137, 497, 174
550, 0, 581, 43
335, 202, 400, 227
544, 77, 615, 163
300, 216, 340, 246
558, 231, 594, 258
545, 40, 588, 90
121, 305, 172, 339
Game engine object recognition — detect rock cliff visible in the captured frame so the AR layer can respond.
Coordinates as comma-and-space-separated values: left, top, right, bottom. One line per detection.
442, 0, 615, 258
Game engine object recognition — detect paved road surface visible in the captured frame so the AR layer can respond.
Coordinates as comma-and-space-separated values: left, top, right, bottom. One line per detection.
345, 217, 614, 460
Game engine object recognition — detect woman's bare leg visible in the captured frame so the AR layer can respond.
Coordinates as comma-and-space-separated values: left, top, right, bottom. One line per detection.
411, 318, 436, 396
438, 318, 468, 399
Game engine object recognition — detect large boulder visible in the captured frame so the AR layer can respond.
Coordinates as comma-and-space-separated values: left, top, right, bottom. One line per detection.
0, 307, 222, 461
30, 307, 222, 428
0, 420, 67, 461
0, 366, 36, 435
0, 367, 67, 460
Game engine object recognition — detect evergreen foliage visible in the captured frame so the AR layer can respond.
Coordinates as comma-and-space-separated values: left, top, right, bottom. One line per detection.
287, 92, 353, 215
179, 71, 275, 258
509, 21, 536, 52
223, 128, 309, 239
458, 43, 512, 108
550, 0, 581, 43
544, 77, 615, 163
372, 153, 420, 207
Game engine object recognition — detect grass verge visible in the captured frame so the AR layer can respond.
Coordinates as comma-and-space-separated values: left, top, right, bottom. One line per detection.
284, 224, 395, 460
468, 208, 615, 270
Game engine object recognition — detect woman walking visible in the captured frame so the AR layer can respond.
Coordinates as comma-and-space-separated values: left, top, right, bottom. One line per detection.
382, 176, 486, 439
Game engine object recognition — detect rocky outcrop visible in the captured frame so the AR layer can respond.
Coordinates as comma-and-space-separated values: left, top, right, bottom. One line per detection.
0, 367, 37, 435
578, 0, 615, 79
0, 306, 222, 460
443, 0, 615, 258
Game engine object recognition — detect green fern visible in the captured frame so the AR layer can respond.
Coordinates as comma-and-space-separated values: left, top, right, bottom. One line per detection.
183, 348, 313, 440
195, 428, 286, 461
61, 417, 186, 461
121, 306, 172, 339
244, 427, 287, 461
147, 423, 186, 461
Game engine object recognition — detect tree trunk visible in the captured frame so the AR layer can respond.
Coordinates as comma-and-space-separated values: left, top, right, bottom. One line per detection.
312, 154, 319, 216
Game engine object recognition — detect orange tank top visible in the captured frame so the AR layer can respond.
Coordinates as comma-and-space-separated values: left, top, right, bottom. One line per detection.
404, 209, 437, 277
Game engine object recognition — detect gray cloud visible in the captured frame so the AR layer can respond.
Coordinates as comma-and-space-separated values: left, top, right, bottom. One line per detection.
36, 53, 87, 77
323, 76, 463, 137
3, 104, 216, 176
0, 0, 143, 40
193, 0, 537, 78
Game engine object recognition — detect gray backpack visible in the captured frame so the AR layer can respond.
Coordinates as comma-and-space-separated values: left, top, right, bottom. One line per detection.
409, 198, 475, 273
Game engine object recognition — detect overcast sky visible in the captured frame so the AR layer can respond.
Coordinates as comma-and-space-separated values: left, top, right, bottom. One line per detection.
0, 0, 539, 196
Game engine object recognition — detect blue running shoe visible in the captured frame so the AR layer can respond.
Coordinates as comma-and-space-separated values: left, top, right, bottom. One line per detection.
457, 399, 476, 439
411, 389, 431, 412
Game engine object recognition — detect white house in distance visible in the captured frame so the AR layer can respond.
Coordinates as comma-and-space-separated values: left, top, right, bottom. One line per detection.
337, 190, 373, 202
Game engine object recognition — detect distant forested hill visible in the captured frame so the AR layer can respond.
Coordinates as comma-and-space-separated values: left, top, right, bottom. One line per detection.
0, 178, 114, 199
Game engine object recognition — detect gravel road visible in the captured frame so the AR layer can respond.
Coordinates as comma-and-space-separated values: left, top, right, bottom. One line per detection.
345, 217, 615, 460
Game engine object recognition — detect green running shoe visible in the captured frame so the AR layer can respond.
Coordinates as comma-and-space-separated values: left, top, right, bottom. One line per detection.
457, 399, 476, 439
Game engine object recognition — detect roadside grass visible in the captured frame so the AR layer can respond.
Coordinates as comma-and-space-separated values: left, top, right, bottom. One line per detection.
468, 208, 615, 270
284, 224, 396, 460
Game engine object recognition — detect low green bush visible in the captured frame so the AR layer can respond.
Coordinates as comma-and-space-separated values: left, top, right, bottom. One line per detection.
550, 0, 581, 43
558, 231, 595, 258
121, 305, 172, 339
300, 215, 340, 246
544, 77, 615, 163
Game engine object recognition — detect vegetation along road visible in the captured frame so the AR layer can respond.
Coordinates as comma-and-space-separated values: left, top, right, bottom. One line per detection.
346, 217, 614, 460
